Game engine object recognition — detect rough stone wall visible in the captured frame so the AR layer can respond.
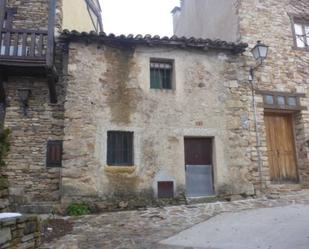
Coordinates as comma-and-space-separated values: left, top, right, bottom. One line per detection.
238, 0, 309, 189
6, 0, 63, 34
3, 76, 64, 209
7, 0, 48, 30
0, 215, 40, 249
0, 173, 9, 212
62, 41, 254, 206
0, 0, 65, 211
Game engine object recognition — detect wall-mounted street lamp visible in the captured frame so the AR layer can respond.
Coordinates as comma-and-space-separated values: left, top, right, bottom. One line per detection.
249, 41, 269, 81
251, 41, 269, 60
18, 89, 31, 116
249, 41, 269, 192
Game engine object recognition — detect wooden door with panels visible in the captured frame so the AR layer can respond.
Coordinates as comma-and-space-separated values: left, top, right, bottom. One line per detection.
264, 113, 298, 183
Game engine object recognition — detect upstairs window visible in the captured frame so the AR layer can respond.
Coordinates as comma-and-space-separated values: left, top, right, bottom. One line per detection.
46, 140, 63, 167
293, 20, 309, 48
150, 60, 173, 89
107, 131, 134, 166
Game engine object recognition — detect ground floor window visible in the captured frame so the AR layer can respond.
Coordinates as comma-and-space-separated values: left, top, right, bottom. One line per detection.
107, 131, 134, 166
46, 140, 63, 167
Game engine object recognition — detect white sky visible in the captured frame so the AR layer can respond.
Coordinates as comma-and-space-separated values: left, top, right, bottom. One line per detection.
100, 0, 180, 36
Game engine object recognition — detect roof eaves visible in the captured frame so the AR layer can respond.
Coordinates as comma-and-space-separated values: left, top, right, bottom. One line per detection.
60, 30, 248, 54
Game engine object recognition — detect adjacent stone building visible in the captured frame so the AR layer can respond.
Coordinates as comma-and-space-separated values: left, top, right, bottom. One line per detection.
0, 0, 103, 212
173, 0, 309, 192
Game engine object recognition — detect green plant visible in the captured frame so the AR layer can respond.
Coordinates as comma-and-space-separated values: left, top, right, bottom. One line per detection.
66, 202, 90, 216
0, 128, 10, 167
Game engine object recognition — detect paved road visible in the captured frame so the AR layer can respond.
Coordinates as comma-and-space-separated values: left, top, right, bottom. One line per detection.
41, 190, 309, 249
161, 204, 309, 249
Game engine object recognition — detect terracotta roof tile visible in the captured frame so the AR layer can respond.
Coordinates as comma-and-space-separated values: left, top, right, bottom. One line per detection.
60, 30, 248, 54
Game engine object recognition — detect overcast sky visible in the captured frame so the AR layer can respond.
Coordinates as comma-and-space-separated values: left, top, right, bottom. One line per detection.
100, 0, 180, 36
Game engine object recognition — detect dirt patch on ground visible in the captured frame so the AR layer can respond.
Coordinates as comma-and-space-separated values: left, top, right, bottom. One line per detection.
41, 218, 74, 243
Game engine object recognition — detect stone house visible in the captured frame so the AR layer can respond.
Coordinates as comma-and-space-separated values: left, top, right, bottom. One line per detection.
0, 0, 102, 212
2, 0, 309, 213
60, 32, 249, 206
172, 0, 309, 192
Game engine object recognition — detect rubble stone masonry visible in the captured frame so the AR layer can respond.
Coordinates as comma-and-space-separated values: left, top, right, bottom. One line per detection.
3, 0, 309, 211
4, 76, 64, 209
0, 215, 41, 249
6, 0, 63, 33
1, 0, 65, 210
62, 41, 254, 207
238, 0, 309, 190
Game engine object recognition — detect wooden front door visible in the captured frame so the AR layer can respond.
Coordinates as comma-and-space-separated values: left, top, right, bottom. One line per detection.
184, 138, 214, 197
264, 113, 298, 183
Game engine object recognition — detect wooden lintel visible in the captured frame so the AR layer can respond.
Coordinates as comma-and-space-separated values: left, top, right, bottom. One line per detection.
46, 67, 58, 103
257, 102, 307, 112
0, 71, 5, 103
255, 89, 306, 98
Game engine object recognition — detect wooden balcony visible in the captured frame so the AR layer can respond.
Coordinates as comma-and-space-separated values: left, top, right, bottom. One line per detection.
0, 0, 58, 103
0, 28, 49, 68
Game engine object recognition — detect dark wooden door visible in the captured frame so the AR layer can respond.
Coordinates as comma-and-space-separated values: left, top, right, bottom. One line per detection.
264, 113, 298, 183
185, 138, 212, 165
184, 138, 214, 197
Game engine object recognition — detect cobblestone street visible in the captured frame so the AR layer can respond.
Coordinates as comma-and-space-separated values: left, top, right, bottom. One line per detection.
40, 190, 309, 249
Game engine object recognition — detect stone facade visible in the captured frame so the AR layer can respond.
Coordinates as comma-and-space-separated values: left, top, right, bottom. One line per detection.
172, 0, 309, 193
0, 215, 41, 249
6, 0, 62, 34
2, 0, 309, 212
238, 0, 309, 190
0, 174, 9, 212
0, 0, 106, 212
4, 76, 65, 210
0, 0, 66, 211
61, 40, 254, 206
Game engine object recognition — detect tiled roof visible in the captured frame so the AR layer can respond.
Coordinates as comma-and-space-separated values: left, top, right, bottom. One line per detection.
60, 30, 248, 54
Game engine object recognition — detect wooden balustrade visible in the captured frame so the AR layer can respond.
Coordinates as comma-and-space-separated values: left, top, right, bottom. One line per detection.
0, 28, 49, 64
0, 0, 57, 103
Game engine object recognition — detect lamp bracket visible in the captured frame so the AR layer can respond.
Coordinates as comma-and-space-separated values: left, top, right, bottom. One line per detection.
249, 59, 264, 81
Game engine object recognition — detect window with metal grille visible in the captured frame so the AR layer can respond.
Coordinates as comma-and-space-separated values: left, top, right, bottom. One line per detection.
150, 60, 173, 89
46, 140, 62, 167
107, 131, 134, 166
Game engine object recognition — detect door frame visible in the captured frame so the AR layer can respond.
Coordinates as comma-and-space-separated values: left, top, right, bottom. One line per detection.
183, 136, 216, 197
264, 110, 300, 184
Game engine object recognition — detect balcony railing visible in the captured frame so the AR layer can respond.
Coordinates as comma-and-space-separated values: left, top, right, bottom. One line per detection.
0, 0, 57, 103
0, 28, 49, 66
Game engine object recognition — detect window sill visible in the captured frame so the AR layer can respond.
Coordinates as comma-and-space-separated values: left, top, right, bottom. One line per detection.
292, 46, 309, 52
150, 88, 176, 93
104, 165, 136, 174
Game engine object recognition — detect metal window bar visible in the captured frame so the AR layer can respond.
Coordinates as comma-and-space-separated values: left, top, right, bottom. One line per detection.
150, 61, 172, 89
107, 131, 133, 165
